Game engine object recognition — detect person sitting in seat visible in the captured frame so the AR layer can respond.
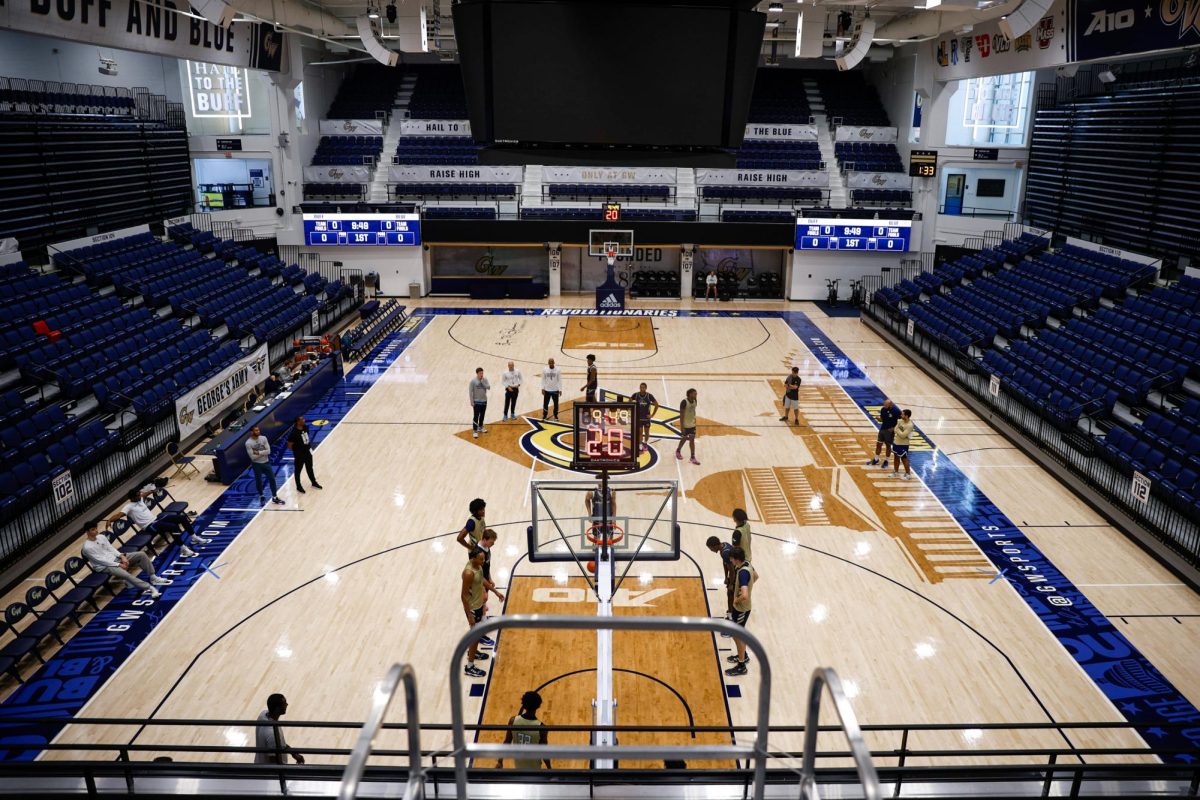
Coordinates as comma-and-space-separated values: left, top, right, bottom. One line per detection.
80, 521, 170, 598
111, 488, 209, 557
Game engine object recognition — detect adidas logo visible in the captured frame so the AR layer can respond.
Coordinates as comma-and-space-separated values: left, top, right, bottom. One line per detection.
600, 293, 621, 309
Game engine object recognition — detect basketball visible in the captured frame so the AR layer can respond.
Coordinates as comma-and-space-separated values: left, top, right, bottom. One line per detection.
586, 560, 596, 574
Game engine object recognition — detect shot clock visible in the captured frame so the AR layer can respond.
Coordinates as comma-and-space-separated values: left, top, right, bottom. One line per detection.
603, 202, 622, 222
571, 402, 639, 470
909, 149, 938, 178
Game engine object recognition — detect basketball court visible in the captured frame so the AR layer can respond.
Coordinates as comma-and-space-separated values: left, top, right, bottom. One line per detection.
10, 296, 1196, 771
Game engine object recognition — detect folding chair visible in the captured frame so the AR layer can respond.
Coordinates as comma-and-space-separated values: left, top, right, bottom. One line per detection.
166, 440, 200, 479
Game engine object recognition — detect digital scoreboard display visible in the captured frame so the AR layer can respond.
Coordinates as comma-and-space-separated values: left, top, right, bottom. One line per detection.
572, 402, 639, 470
910, 149, 938, 177
795, 218, 912, 252
302, 213, 422, 247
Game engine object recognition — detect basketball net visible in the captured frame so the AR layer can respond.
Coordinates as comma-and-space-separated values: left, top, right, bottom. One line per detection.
605, 250, 616, 268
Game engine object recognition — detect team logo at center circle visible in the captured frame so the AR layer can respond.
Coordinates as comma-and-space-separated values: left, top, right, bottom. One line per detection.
518, 389, 683, 474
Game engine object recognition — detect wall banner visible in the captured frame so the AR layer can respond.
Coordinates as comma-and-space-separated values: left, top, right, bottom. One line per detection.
542, 167, 677, 185
846, 172, 913, 189
834, 126, 900, 143
743, 123, 818, 141
175, 344, 269, 439
399, 119, 472, 136
1068, 0, 1200, 60
930, 1, 1068, 81
319, 119, 384, 136
0, 0, 284, 71
388, 165, 523, 183
695, 169, 829, 187
302, 166, 372, 183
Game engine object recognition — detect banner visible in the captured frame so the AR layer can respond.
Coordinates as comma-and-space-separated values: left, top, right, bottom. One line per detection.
846, 172, 913, 189
54, 224, 151, 253
1068, 0, 1200, 62
930, 2, 1068, 81
1063, 236, 1162, 267
399, 119, 472, 136
388, 165, 523, 183
744, 123, 818, 141
834, 126, 899, 143
695, 169, 828, 188
542, 167, 677, 185
320, 119, 384, 136
175, 344, 269, 440
302, 166, 372, 183
0, 1, 284, 72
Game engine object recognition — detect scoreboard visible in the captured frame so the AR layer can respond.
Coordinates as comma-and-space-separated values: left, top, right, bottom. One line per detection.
302, 213, 422, 247
795, 217, 912, 252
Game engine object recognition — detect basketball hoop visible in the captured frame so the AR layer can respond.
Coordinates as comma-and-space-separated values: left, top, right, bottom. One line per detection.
605, 249, 617, 268
586, 521, 625, 547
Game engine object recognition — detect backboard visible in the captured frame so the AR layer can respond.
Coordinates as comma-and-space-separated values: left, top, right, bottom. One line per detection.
527, 478, 679, 563
588, 229, 635, 258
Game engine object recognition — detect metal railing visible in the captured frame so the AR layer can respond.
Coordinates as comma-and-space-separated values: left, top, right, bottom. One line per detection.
801, 668, 880, 800
448, 614, 773, 800
339, 663, 423, 800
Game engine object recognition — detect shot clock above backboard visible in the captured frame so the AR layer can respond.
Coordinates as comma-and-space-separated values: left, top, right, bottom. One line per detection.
909, 150, 938, 178
302, 213, 422, 246
571, 402, 639, 470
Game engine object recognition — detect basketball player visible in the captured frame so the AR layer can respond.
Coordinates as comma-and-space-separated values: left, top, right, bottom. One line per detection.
631, 382, 659, 453
891, 409, 914, 480
581, 354, 598, 402
462, 547, 490, 677
541, 358, 562, 420
456, 498, 487, 551
584, 479, 617, 531
705, 535, 735, 622
867, 398, 901, 467
675, 388, 699, 465
476, 528, 506, 646
730, 508, 752, 566
780, 367, 802, 426
502, 691, 551, 769
724, 545, 757, 676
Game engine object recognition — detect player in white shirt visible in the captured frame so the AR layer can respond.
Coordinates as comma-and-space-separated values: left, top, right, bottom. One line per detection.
80, 520, 171, 596
501, 361, 523, 421
705, 271, 718, 300
540, 358, 562, 420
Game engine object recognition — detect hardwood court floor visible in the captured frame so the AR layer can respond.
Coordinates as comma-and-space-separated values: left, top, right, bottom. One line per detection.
38, 301, 1200, 767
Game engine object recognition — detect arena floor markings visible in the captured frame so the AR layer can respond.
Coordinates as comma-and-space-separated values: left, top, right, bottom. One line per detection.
1, 305, 1194, 767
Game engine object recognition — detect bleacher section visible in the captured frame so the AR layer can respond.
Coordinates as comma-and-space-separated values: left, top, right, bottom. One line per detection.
304, 183, 366, 201
405, 65, 469, 121
835, 142, 904, 172
815, 72, 892, 126
1025, 79, 1200, 258
745, 70, 812, 124
735, 140, 822, 170
0, 77, 136, 117
394, 136, 479, 166
312, 135, 384, 166
326, 64, 408, 120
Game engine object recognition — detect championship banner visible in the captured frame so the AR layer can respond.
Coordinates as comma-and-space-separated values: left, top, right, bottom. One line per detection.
695, 169, 829, 188
846, 172, 913, 189
542, 167, 677, 185
1068, 0, 1200, 61
930, 1, 1067, 80
744, 123, 818, 141
320, 119, 385, 136
0, 1, 284, 71
303, 166, 372, 183
388, 165, 523, 183
175, 344, 269, 440
399, 119, 472, 136
834, 126, 900, 143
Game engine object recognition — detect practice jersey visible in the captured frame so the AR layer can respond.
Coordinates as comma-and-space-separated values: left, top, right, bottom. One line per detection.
511, 715, 546, 769
733, 562, 758, 612
732, 522, 752, 563
680, 399, 697, 430
467, 562, 485, 611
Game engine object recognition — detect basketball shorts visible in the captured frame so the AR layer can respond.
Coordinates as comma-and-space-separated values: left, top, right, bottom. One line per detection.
893, 444, 910, 458
682, 426, 696, 438
877, 427, 895, 445
731, 609, 751, 626
472, 607, 485, 623
783, 397, 800, 410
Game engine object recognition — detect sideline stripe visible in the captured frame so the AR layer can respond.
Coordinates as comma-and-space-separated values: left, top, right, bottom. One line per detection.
0, 317, 432, 761
779, 310, 1200, 764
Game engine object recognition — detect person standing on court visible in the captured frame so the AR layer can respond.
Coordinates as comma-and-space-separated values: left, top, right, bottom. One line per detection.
502, 690, 552, 769
724, 546, 758, 677
891, 409, 914, 480
730, 507, 752, 565
462, 547, 490, 677
456, 497, 487, 551
867, 398, 901, 468
81, 521, 170, 597
470, 367, 490, 439
780, 366, 802, 426
705, 535, 736, 624
501, 361, 523, 421
540, 358, 562, 420
581, 354, 598, 402
631, 382, 659, 453
287, 416, 323, 493
254, 693, 305, 764
675, 388, 700, 465
246, 425, 285, 505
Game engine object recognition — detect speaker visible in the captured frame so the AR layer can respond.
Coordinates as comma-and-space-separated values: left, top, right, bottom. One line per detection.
1098, 69, 1117, 83
835, 17, 876, 71
997, 0, 1053, 40
192, 0, 236, 28
357, 15, 399, 67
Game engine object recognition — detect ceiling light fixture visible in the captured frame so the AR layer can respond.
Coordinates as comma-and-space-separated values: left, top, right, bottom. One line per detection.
368, 4, 380, 19
768, 1, 783, 10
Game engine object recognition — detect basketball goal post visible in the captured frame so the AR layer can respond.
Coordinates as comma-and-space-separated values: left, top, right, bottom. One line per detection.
589, 229, 633, 312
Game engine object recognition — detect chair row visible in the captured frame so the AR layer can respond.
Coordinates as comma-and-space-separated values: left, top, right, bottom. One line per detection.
392, 182, 516, 197
980, 349, 1101, 430
546, 184, 671, 200
702, 186, 823, 202
1098, 425, 1200, 516
852, 189, 912, 206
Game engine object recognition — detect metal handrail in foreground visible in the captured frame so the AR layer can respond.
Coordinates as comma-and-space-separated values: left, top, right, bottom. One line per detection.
800, 668, 881, 800
338, 663, 423, 800
449, 614, 773, 800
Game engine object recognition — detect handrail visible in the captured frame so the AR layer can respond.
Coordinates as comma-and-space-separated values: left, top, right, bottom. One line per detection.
338, 663, 423, 800
449, 614, 773, 800
799, 668, 880, 800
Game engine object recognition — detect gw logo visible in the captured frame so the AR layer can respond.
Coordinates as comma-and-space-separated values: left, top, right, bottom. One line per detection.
1085, 8, 1134, 34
